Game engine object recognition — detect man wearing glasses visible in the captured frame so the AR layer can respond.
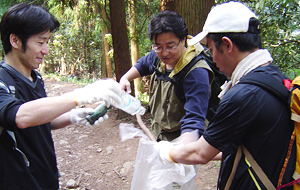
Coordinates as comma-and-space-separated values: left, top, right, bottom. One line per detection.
120, 10, 213, 143
156, 2, 296, 190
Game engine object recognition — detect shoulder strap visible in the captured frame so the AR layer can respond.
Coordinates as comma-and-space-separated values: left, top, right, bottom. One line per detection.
0, 64, 29, 166
0, 63, 17, 96
239, 71, 290, 103
153, 54, 204, 103
173, 53, 205, 103
225, 145, 276, 190
0, 64, 17, 137
229, 72, 291, 189
153, 56, 173, 83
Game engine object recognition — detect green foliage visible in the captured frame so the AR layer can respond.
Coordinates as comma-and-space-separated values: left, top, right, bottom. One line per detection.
1, 0, 299, 81
43, 0, 159, 80
44, 73, 90, 87
44, 0, 104, 80
216, 0, 300, 78
0, 0, 159, 80
137, 92, 150, 104
127, 0, 159, 57
255, 0, 300, 78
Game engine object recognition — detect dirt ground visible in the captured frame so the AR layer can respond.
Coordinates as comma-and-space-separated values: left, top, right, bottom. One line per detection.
44, 76, 220, 190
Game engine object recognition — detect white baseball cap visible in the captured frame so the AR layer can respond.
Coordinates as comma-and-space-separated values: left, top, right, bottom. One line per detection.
189, 2, 258, 45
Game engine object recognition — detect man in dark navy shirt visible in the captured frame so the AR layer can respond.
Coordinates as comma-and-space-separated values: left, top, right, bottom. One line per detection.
120, 10, 213, 142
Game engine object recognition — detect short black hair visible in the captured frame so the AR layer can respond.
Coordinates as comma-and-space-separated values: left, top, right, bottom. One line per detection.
148, 10, 188, 43
208, 18, 262, 52
0, 3, 60, 54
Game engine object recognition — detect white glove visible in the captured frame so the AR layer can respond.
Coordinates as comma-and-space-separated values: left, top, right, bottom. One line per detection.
70, 108, 109, 128
154, 140, 177, 165
73, 79, 122, 106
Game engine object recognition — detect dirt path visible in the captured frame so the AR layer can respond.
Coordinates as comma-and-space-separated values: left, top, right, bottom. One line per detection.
44, 77, 219, 190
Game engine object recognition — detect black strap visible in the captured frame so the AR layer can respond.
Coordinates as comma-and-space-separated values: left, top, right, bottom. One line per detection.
0, 63, 18, 95
153, 53, 207, 103
0, 63, 17, 140
239, 71, 290, 103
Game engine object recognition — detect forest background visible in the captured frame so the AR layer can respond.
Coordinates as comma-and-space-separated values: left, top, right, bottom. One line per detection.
0, 0, 300, 101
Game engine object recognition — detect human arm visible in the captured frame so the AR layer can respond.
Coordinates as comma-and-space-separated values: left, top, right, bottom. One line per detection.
50, 111, 72, 130
119, 67, 141, 93
119, 50, 157, 93
16, 92, 76, 129
156, 136, 220, 165
170, 136, 220, 164
15, 79, 122, 129
51, 107, 109, 130
180, 67, 210, 137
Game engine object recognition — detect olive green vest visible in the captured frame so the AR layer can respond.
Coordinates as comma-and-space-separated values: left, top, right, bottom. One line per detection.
149, 58, 212, 141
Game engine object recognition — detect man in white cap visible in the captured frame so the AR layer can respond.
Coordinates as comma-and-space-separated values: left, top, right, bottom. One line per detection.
155, 2, 296, 189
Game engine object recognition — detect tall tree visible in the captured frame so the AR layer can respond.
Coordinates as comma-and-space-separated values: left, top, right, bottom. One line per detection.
95, 1, 113, 78
128, 0, 142, 96
159, 0, 215, 36
109, 0, 131, 82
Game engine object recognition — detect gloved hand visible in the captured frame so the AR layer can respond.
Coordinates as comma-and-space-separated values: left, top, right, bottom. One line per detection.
154, 140, 177, 165
70, 108, 108, 128
73, 79, 122, 107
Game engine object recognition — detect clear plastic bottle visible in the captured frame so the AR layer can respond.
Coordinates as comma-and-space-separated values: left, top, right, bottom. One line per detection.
112, 91, 146, 115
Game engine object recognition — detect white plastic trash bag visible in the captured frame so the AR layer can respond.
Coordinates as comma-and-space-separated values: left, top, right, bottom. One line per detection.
119, 123, 148, 141
119, 123, 197, 190
131, 138, 197, 190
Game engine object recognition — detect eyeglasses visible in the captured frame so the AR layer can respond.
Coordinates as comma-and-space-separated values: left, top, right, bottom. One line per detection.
152, 40, 181, 53
204, 40, 221, 54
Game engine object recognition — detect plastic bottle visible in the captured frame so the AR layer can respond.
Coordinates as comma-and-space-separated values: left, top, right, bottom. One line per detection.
113, 91, 146, 115
86, 91, 145, 124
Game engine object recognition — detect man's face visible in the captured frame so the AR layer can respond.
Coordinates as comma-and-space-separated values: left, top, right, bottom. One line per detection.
152, 32, 186, 68
18, 30, 50, 71
206, 37, 232, 77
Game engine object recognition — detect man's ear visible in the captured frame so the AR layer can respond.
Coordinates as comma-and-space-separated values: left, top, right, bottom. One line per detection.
221, 36, 233, 53
183, 37, 187, 46
9, 34, 22, 49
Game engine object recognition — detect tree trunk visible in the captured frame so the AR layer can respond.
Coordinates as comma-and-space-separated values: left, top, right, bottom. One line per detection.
94, 1, 112, 78
101, 3, 113, 78
109, 0, 132, 119
101, 42, 108, 78
60, 55, 66, 76
129, 0, 142, 96
109, 0, 131, 81
160, 0, 215, 37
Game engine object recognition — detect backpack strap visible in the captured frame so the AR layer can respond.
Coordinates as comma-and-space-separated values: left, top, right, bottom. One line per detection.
0, 64, 17, 137
225, 144, 276, 190
153, 56, 174, 83
224, 145, 242, 190
173, 53, 205, 103
238, 71, 295, 189
239, 71, 290, 103
153, 53, 208, 103
0, 63, 30, 167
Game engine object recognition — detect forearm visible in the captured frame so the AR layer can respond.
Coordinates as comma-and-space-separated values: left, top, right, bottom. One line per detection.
120, 67, 141, 82
213, 152, 222, 160
119, 67, 141, 93
16, 92, 76, 129
51, 112, 72, 130
170, 136, 220, 165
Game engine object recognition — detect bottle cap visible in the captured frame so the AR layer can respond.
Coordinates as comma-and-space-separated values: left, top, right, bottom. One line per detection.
138, 106, 146, 115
